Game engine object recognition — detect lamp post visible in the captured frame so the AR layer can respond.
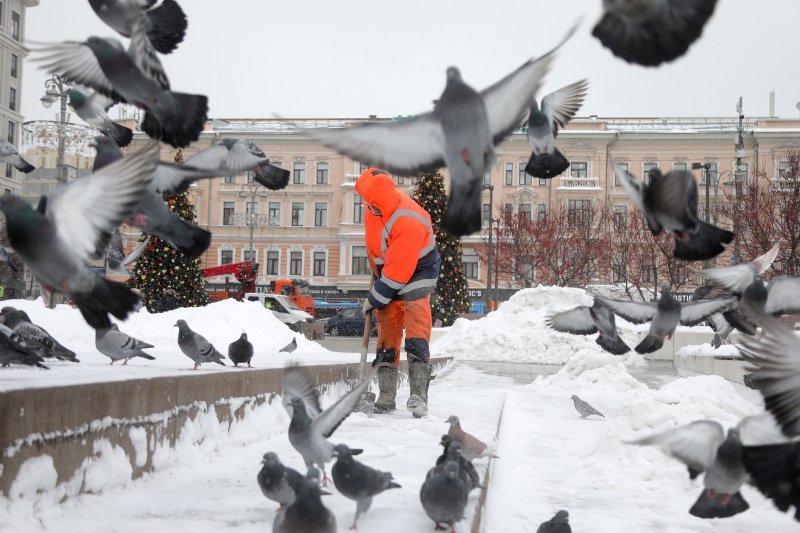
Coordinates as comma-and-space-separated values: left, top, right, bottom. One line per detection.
39, 75, 69, 183
482, 183, 494, 313
234, 175, 268, 269
734, 97, 746, 264
691, 162, 712, 223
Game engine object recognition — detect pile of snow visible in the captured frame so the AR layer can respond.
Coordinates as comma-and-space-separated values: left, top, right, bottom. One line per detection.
677, 342, 741, 358
432, 286, 643, 364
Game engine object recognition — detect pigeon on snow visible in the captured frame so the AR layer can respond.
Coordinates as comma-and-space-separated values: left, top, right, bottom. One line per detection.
88, 0, 188, 55
298, 27, 577, 236
596, 285, 734, 354
1, 307, 78, 362
228, 332, 254, 367
0, 148, 156, 329
280, 337, 298, 353
0, 323, 48, 369
613, 164, 734, 261
592, 0, 719, 67
174, 319, 225, 369
95, 323, 156, 365
546, 299, 630, 355
420, 459, 470, 533
537, 510, 571, 533
185, 138, 290, 191
570, 394, 604, 419
436, 436, 483, 491
282, 363, 379, 484
525, 79, 589, 180
331, 443, 401, 529
446, 415, 497, 461
0, 138, 35, 173
257, 451, 305, 511
273, 467, 336, 533
67, 86, 133, 147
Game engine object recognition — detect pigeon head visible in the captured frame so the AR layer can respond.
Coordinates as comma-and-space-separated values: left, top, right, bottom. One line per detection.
443, 460, 460, 480
446, 415, 460, 426
570, 394, 579, 401
440, 434, 453, 448
84, 36, 124, 58
261, 451, 281, 466
446, 66, 462, 82
288, 397, 308, 417
240, 332, 248, 340
660, 284, 671, 295
66, 88, 85, 109
174, 319, 187, 328
306, 467, 323, 485
332, 443, 352, 458
0, 195, 39, 227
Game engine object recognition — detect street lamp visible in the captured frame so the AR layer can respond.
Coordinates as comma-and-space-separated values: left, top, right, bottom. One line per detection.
233, 175, 268, 269
40, 75, 69, 182
482, 183, 494, 313
691, 162, 712, 223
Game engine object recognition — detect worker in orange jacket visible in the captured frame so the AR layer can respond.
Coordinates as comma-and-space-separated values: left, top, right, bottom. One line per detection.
356, 168, 442, 417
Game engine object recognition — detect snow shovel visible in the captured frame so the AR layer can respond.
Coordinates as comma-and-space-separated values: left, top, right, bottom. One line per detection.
359, 274, 375, 379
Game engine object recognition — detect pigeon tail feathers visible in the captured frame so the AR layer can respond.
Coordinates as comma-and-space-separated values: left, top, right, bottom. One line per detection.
443, 179, 482, 237
72, 279, 140, 330
689, 490, 749, 519
635, 334, 663, 354
157, 218, 212, 258
145, 0, 188, 54
674, 221, 734, 261
525, 148, 569, 180
255, 164, 291, 190
596, 333, 630, 355
109, 122, 134, 148
141, 92, 208, 149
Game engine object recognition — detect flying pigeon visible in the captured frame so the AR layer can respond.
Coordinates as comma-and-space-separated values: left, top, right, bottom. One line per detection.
0, 148, 155, 329
282, 363, 379, 484
297, 28, 578, 236
95, 323, 156, 365
420, 460, 469, 533
279, 337, 298, 353
525, 79, 588, 180
537, 510, 571, 533
273, 467, 336, 533
446, 415, 497, 461
613, 164, 734, 261
742, 439, 800, 522
1, 307, 79, 362
331, 443, 401, 529
92, 136, 213, 258
436, 436, 482, 491
228, 332, 254, 368
570, 394, 604, 419
67, 86, 133, 147
546, 299, 630, 355
174, 319, 225, 369
595, 285, 735, 354
0, 138, 35, 173
629, 419, 755, 519
0, 323, 48, 369
88, 0, 188, 55
184, 138, 290, 190
257, 452, 305, 511
34, 30, 208, 148
707, 313, 733, 349
592, 0, 719, 67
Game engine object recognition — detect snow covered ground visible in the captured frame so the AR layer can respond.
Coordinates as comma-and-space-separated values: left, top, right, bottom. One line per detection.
1, 287, 795, 531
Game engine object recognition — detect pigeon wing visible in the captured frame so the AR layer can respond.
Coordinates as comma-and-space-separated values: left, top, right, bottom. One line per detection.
32, 41, 124, 103
765, 276, 800, 315
127, 18, 170, 90
594, 297, 657, 324
679, 297, 736, 326
150, 162, 221, 194
541, 79, 589, 133
737, 413, 791, 446
546, 306, 597, 334
312, 366, 378, 439
225, 139, 269, 170
751, 243, 780, 274
631, 420, 725, 474
87, 90, 118, 113
611, 163, 659, 229
282, 364, 323, 418
698, 264, 756, 295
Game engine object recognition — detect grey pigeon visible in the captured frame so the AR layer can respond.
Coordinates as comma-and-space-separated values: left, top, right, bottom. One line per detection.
570, 394, 604, 419
331, 443, 401, 529
537, 510, 571, 533
67, 86, 133, 147
257, 452, 305, 511
546, 299, 630, 355
279, 337, 297, 353
95, 323, 156, 365
88, 0, 187, 55
0, 323, 48, 369
707, 313, 733, 349
446, 415, 497, 461
185, 138, 290, 191
613, 164, 733, 261
92, 136, 212, 258
420, 460, 469, 532
525, 79, 588, 180
630, 419, 756, 518
592, 0, 718, 67
174, 319, 225, 369
0, 148, 156, 329
436, 436, 482, 491
1, 307, 78, 362
596, 285, 734, 354
228, 332, 254, 367
282, 363, 379, 484
298, 28, 576, 236
273, 467, 336, 533
34, 32, 207, 148
0, 138, 34, 173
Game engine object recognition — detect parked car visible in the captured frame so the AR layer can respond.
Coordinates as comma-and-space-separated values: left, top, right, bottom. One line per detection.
323, 307, 377, 336
244, 292, 313, 331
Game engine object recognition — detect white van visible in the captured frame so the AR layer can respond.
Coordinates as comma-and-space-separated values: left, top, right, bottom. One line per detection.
244, 293, 313, 330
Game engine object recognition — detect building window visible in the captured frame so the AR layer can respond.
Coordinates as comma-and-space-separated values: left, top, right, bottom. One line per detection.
290, 251, 303, 275
352, 246, 368, 275
7, 120, 14, 144
396, 175, 405, 185
737, 163, 749, 186
222, 202, 235, 225
462, 249, 479, 280
244, 249, 257, 263
314, 202, 327, 227
246, 201, 257, 215
504, 203, 513, 216
358, 162, 369, 175
246, 172, 255, 184
673, 162, 687, 172
519, 168, 532, 186
504, 163, 513, 185
641, 264, 655, 284
224, 174, 235, 184
10, 54, 18, 79
316, 161, 329, 184
353, 194, 364, 224
291, 202, 304, 226
483, 170, 491, 186
313, 251, 326, 276
614, 162, 628, 186
568, 199, 591, 226
538, 177, 547, 186
612, 262, 626, 283
613, 205, 627, 229
266, 251, 279, 275
5, 164, 9, 178
518, 162, 527, 184
268, 202, 280, 226
11, 11, 20, 41
520, 203, 532, 221
411, 175, 419, 185
570, 161, 588, 178
482, 203, 491, 227
8, 87, 15, 112
643, 162, 658, 185
293, 161, 306, 184
537, 203, 547, 221
221, 250, 233, 265
703, 162, 718, 186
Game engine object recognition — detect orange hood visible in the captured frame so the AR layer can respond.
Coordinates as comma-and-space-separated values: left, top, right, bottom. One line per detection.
355, 168, 400, 217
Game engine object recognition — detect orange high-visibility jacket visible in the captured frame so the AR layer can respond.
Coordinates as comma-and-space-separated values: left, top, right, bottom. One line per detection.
355, 168, 442, 310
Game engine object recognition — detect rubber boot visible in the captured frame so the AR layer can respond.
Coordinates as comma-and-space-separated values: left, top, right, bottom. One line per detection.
406, 362, 433, 418
373, 366, 398, 414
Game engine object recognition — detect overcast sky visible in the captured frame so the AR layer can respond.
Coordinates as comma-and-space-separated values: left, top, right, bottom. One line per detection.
21, 0, 800, 125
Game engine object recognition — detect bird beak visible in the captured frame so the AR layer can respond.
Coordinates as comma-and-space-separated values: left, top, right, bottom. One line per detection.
319, 490, 332, 496
351, 448, 364, 456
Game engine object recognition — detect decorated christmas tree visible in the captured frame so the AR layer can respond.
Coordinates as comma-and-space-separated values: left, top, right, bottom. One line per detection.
130, 149, 209, 312
412, 170, 470, 326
